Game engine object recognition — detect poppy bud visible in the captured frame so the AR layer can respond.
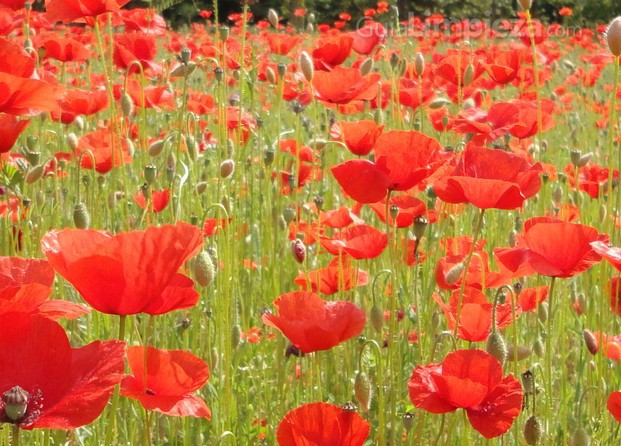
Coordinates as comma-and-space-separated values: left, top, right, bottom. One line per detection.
518, 0, 532, 11
282, 206, 296, 223
354, 371, 372, 412
313, 195, 324, 211
266, 66, 276, 85
370, 305, 384, 333
144, 164, 157, 185
533, 337, 544, 357
121, 92, 134, 118
583, 329, 598, 355
306, 23, 314, 33
25, 164, 44, 184
570, 149, 582, 166
74, 115, 85, 131
606, 17, 621, 57
196, 181, 207, 195
523, 415, 543, 445
444, 262, 464, 285
300, 51, 314, 83
231, 324, 241, 349
403, 412, 415, 433
552, 186, 563, 203
3, 386, 29, 422
359, 57, 374, 76
73, 202, 91, 229
600, 204, 608, 223
193, 251, 215, 287
67, 132, 79, 151
508, 229, 517, 247
486, 331, 508, 367
211, 347, 219, 371
264, 148, 275, 166
389, 53, 400, 69
291, 239, 306, 264
186, 135, 197, 161
308, 13, 315, 23
220, 159, 235, 178
148, 139, 166, 157
537, 301, 548, 323
414, 52, 425, 77
170, 62, 196, 78
463, 63, 475, 86
507, 344, 532, 361
267, 8, 279, 27
429, 98, 452, 109
571, 427, 590, 446
221, 196, 232, 215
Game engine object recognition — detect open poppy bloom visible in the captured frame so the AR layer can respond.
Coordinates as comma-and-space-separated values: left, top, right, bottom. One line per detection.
331, 130, 447, 203
277, 402, 370, 446
73, 127, 133, 174
51, 88, 109, 124
330, 120, 384, 156
0, 113, 29, 153
262, 291, 365, 353
0, 257, 54, 290
45, 0, 131, 23
0, 72, 56, 116
312, 66, 381, 105
608, 392, 621, 423
113, 32, 161, 74
120, 346, 210, 419
293, 255, 368, 295
319, 224, 387, 260
40, 222, 203, 315
408, 349, 523, 438
0, 312, 124, 429
312, 33, 353, 71
495, 217, 607, 278
433, 144, 542, 210
133, 188, 171, 213
367, 194, 426, 228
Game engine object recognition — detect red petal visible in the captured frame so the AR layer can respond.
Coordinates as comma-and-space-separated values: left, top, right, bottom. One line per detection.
607, 391, 621, 423
331, 159, 389, 204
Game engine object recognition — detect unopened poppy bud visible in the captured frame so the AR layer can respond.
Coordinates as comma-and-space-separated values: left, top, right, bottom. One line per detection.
523, 415, 543, 445
571, 427, 590, 446
413, 216, 428, 240
583, 329, 598, 355
414, 52, 425, 77
231, 324, 241, 349
196, 181, 207, 194
263, 148, 275, 166
220, 159, 235, 178
306, 23, 314, 33
507, 344, 532, 361
121, 92, 134, 118
25, 164, 44, 184
429, 98, 452, 109
370, 305, 384, 333
445, 262, 464, 285
508, 229, 517, 247
518, 0, 532, 11
403, 412, 415, 433
359, 57, 374, 76
144, 164, 157, 184
533, 338, 544, 357
277, 63, 286, 78
313, 195, 324, 211
552, 186, 563, 203
221, 195, 232, 215
300, 51, 314, 83
463, 63, 475, 86
210, 347, 219, 371
486, 331, 508, 367
74, 115, 85, 131
577, 152, 593, 167
600, 204, 608, 223
170, 62, 196, 78
73, 202, 91, 229
354, 371, 372, 412
186, 135, 197, 161
389, 52, 400, 69
148, 139, 165, 157
3, 386, 29, 422
266, 66, 276, 85
606, 17, 621, 57
538, 301, 548, 323
67, 133, 79, 151
194, 251, 215, 287
267, 8, 279, 27
291, 239, 306, 263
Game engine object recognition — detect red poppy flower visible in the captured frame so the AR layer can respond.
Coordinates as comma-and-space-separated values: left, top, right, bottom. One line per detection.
408, 349, 523, 438
0, 0, 28, 10
264, 33, 302, 56
312, 66, 381, 105
331, 130, 446, 203
45, 0, 131, 23
367, 194, 426, 228
0, 37, 35, 78
40, 222, 203, 316
508, 98, 555, 139
593, 332, 621, 361
0, 312, 124, 429
113, 80, 174, 111
433, 144, 542, 210
120, 346, 210, 419
51, 88, 109, 124
113, 33, 161, 74
350, 21, 386, 55
202, 218, 230, 237
608, 392, 621, 423
133, 188, 170, 213
294, 255, 368, 295
0, 113, 29, 153
0, 72, 56, 116
312, 34, 353, 71
40, 36, 92, 63
120, 8, 166, 36
432, 287, 521, 342
74, 127, 133, 174
320, 206, 364, 229
451, 103, 521, 145
485, 49, 522, 85
591, 241, 621, 273
320, 224, 387, 259
277, 402, 369, 446
0, 283, 90, 321
330, 119, 384, 156
608, 277, 621, 316
0, 257, 54, 290
495, 217, 607, 278
564, 163, 618, 199
517, 286, 548, 312
262, 291, 365, 353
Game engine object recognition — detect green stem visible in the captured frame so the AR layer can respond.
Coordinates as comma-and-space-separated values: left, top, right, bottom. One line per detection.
544, 276, 556, 441
11, 425, 19, 446
104, 315, 127, 446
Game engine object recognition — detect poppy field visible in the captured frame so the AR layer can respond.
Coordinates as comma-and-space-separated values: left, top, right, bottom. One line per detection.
4, 0, 621, 444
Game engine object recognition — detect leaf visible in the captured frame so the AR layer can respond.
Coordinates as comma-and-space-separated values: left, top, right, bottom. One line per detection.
1, 164, 24, 189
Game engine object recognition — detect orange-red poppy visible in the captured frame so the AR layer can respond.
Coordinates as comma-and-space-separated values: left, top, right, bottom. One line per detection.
608, 392, 621, 423
0, 72, 56, 116
133, 188, 170, 213
312, 33, 353, 71
330, 119, 384, 156
294, 255, 368, 295
0, 113, 29, 153
45, 0, 131, 23
51, 88, 109, 124
320, 224, 387, 259
312, 66, 381, 105
73, 127, 133, 174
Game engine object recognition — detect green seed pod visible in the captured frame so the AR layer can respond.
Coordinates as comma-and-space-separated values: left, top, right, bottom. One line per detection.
523, 415, 543, 445
354, 371, 372, 412
193, 251, 215, 287
144, 164, 157, 184
73, 203, 91, 229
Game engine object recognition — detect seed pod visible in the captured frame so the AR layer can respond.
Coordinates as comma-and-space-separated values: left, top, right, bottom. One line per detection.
193, 251, 215, 287
144, 164, 157, 184
413, 216, 428, 240
402, 413, 415, 433
354, 371, 372, 412
606, 17, 621, 57
533, 338, 544, 357
486, 331, 508, 367
3, 386, 29, 422
552, 186, 563, 203
73, 203, 91, 229
277, 63, 286, 78
523, 415, 543, 445
220, 159, 235, 178
300, 51, 314, 83
370, 305, 384, 333
521, 370, 535, 395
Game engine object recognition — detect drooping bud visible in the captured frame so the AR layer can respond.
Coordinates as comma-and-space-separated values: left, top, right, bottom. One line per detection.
73, 202, 91, 229
266, 66, 277, 85
267, 8, 279, 28
231, 324, 241, 349
193, 251, 215, 287
67, 133, 79, 151
220, 159, 235, 178
3, 386, 29, 422
486, 331, 508, 367
354, 371, 372, 412
507, 344, 532, 361
523, 415, 543, 445
290, 238, 306, 263
444, 262, 464, 285
370, 305, 384, 333
463, 63, 475, 86
518, 0, 532, 11
359, 57, 374, 76
121, 92, 134, 118
606, 17, 621, 57
148, 139, 166, 157
583, 329, 599, 355
300, 51, 314, 83
414, 52, 425, 77
25, 164, 45, 184
571, 427, 590, 446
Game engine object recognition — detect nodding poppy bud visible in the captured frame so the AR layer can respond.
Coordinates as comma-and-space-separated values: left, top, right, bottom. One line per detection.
121, 92, 134, 118
300, 51, 314, 83
25, 164, 44, 184
231, 324, 241, 349
196, 181, 207, 195
3, 386, 29, 422
507, 344, 532, 362
73, 202, 91, 229
523, 415, 543, 445
370, 305, 384, 333
67, 133, 79, 151
359, 57, 374, 76
606, 17, 621, 57
444, 262, 464, 285
533, 337, 544, 357
518, 0, 532, 11
148, 139, 165, 157
414, 52, 425, 77
463, 63, 475, 86
266, 66, 276, 85
220, 159, 235, 178
583, 329, 598, 355
354, 371, 372, 412
290, 239, 306, 264
210, 347, 219, 371
268, 8, 279, 28
193, 251, 215, 287
389, 52, 400, 69
537, 301, 548, 323
277, 63, 286, 78
571, 427, 590, 446
486, 331, 508, 367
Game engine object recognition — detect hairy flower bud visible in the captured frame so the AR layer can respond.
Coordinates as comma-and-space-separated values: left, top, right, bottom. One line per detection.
300, 51, 314, 83
606, 17, 621, 57
290, 239, 306, 263
354, 371, 372, 412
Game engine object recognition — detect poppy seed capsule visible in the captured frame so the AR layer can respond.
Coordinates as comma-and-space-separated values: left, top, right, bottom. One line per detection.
144, 164, 157, 184
486, 331, 508, 367
583, 329, 598, 355
3, 386, 29, 422
606, 17, 621, 57
291, 239, 306, 264
193, 251, 215, 287
413, 216, 428, 240
300, 51, 314, 83
73, 203, 91, 229
354, 371, 372, 412
403, 412, 415, 432
220, 159, 235, 178
523, 415, 543, 445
